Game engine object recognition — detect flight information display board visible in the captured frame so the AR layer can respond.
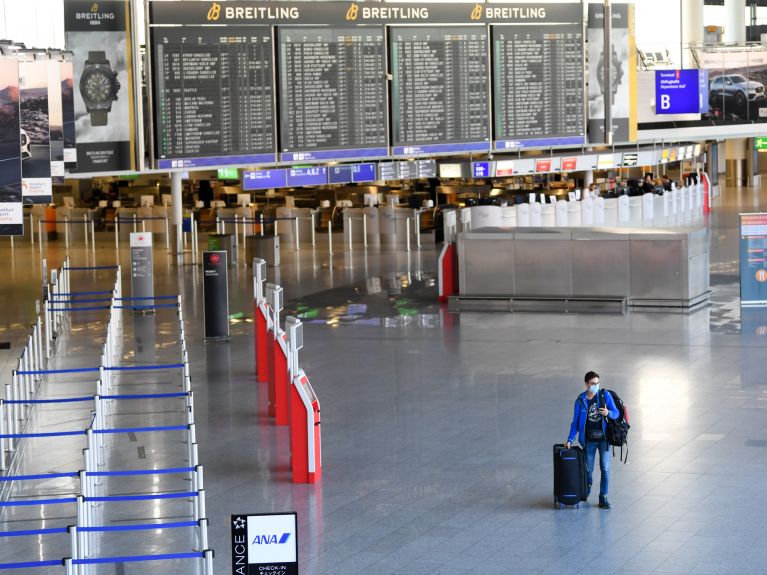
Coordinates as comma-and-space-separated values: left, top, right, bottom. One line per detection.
493, 16, 585, 149
279, 27, 388, 162
151, 26, 276, 168
390, 26, 489, 155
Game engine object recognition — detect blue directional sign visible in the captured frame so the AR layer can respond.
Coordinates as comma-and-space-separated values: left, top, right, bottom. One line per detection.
242, 169, 288, 191
329, 165, 353, 184
472, 162, 490, 178
287, 167, 328, 187
655, 69, 708, 115
352, 163, 376, 183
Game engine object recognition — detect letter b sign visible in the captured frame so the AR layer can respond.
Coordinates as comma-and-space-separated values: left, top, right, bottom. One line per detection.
660, 94, 671, 110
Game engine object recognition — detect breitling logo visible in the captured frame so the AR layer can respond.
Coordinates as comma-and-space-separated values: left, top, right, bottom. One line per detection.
470, 4, 483, 20
345, 3, 359, 21
207, 2, 221, 21
91, 2, 98, 12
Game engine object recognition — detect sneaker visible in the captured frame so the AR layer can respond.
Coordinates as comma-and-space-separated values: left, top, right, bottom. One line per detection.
586, 483, 592, 499
598, 496, 611, 509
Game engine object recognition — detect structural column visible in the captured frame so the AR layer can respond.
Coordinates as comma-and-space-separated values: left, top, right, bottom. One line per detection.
681, 0, 703, 67
171, 172, 183, 255
723, 0, 746, 44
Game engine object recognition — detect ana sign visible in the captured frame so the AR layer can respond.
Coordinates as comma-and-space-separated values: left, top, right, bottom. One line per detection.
231, 512, 298, 575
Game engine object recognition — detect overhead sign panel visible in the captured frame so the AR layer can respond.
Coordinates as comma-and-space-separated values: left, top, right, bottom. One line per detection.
390, 26, 490, 156
492, 4, 585, 150
278, 27, 388, 162
655, 69, 709, 115
243, 169, 287, 190
151, 26, 276, 169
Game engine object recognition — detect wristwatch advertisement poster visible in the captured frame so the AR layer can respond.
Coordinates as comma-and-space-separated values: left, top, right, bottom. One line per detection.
64, 0, 137, 173
587, 3, 637, 144
0, 55, 23, 236
18, 55, 52, 205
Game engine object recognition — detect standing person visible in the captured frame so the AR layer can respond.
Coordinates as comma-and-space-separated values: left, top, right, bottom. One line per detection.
565, 371, 619, 509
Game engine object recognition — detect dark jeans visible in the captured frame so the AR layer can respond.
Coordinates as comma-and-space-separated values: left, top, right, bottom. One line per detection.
585, 439, 610, 497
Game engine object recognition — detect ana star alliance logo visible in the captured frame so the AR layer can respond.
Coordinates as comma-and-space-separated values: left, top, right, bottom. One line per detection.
232, 516, 246, 530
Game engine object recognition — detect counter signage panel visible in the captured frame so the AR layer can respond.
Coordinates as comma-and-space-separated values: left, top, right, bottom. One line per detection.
492, 4, 585, 150
329, 165, 352, 184
622, 152, 638, 166
352, 163, 377, 182
398, 160, 417, 180
495, 161, 514, 177
561, 157, 577, 171
472, 161, 490, 178
378, 161, 399, 180
390, 26, 490, 156
152, 26, 276, 168
278, 27, 388, 162
286, 166, 328, 187
535, 159, 552, 173
243, 169, 288, 190
417, 160, 437, 178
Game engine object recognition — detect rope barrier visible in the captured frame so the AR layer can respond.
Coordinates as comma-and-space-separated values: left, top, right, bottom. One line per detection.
101, 392, 189, 400
0, 472, 78, 482
113, 304, 178, 310
0, 527, 68, 537
114, 217, 169, 222
72, 552, 203, 566
56, 291, 114, 296
86, 467, 194, 477
104, 363, 185, 372
16, 367, 100, 375
3, 396, 93, 404
0, 497, 77, 507
0, 559, 62, 570
0, 430, 85, 439
47, 306, 111, 312
85, 491, 198, 502
79, 520, 198, 533
63, 266, 119, 271
92, 425, 188, 435
50, 296, 177, 304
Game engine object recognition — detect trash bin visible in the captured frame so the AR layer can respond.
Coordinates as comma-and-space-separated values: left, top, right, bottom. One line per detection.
208, 233, 236, 266
246, 235, 280, 267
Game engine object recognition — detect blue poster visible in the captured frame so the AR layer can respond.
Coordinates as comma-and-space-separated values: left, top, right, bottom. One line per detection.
739, 213, 767, 305
655, 69, 707, 115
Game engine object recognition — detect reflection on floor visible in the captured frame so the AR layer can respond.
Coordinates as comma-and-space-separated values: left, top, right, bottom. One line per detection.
1, 183, 767, 574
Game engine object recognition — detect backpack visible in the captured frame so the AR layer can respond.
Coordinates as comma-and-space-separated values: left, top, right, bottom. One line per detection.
600, 389, 631, 463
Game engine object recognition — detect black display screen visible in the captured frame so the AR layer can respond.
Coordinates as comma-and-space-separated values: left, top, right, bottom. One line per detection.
493, 24, 585, 149
278, 27, 388, 162
390, 26, 489, 155
152, 26, 276, 168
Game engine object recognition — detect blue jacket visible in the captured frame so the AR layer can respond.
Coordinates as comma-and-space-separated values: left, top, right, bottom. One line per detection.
568, 390, 620, 446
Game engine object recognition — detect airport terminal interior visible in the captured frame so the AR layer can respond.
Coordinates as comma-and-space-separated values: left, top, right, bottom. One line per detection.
3, 0, 767, 574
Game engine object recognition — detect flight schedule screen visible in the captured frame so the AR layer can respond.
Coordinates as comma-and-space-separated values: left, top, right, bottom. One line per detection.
493, 25, 585, 149
152, 26, 276, 168
278, 27, 388, 162
390, 26, 489, 155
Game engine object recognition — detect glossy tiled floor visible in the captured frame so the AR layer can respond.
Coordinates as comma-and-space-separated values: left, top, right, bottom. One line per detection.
2, 184, 767, 574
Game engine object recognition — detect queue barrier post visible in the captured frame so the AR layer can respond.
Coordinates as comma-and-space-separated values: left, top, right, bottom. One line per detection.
114, 215, 119, 251
83, 215, 89, 249
165, 216, 170, 252
0, 399, 6, 470
65, 216, 70, 249
38, 218, 43, 253
90, 218, 96, 250
30, 213, 35, 246
328, 220, 333, 255
132, 213, 137, 233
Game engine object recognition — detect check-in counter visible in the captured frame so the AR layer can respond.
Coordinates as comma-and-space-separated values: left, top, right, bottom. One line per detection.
456, 226, 710, 308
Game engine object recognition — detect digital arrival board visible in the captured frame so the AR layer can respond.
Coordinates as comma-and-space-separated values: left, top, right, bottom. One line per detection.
279, 27, 388, 162
492, 4, 585, 149
151, 26, 276, 168
390, 26, 489, 155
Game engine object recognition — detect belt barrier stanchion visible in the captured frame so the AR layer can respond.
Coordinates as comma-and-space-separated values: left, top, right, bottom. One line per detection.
132, 213, 137, 233
347, 217, 353, 250
37, 217, 43, 253
406, 217, 411, 252
83, 215, 89, 249
90, 218, 96, 249
30, 213, 35, 246
234, 214, 239, 248
294, 217, 300, 251
328, 220, 333, 255
114, 215, 119, 250
165, 216, 170, 251
265, 282, 283, 418
363, 214, 368, 248
415, 209, 421, 248
65, 216, 70, 249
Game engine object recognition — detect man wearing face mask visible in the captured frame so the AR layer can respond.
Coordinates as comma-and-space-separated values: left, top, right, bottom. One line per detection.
565, 371, 620, 509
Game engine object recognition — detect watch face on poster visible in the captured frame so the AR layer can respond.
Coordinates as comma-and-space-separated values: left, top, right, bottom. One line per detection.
81, 68, 119, 107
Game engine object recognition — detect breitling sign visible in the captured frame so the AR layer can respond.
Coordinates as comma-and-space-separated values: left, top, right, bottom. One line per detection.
149, 0, 579, 26
64, 0, 138, 172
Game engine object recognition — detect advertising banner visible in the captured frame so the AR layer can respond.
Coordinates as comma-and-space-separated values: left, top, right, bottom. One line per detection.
694, 48, 767, 124
64, 0, 137, 173
587, 3, 637, 144
0, 55, 23, 236
48, 58, 65, 182
231, 513, 298, 575
61, 53, 77, 168
19, 54, 52, 204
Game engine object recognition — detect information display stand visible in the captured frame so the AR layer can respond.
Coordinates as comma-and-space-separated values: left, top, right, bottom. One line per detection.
290, 368, 321, 484
130, 233, 154, 311
740, 213, 767, 306
203, 251, 230, 340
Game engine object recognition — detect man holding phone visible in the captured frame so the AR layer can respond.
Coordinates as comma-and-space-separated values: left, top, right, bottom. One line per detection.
566, 371, 620, 509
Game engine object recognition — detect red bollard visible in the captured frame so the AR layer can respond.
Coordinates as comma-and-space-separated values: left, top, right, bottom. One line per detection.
274, 330, 290, 426
256, 301, 270, 384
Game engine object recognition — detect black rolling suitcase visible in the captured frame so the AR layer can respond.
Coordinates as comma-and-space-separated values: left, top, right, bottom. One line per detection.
553, 444, 587, 508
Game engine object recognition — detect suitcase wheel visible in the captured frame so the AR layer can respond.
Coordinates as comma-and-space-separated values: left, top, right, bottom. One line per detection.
575, 504, 580, 509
